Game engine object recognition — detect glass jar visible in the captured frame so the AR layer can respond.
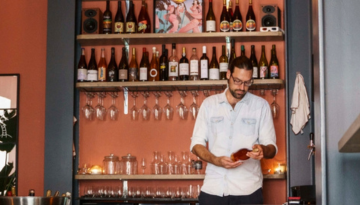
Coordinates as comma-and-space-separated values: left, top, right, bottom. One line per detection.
103, 153, 120, 174
121, 154, 138, 175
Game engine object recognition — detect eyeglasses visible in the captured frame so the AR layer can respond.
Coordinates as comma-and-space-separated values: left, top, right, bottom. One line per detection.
230, 74, 253, 87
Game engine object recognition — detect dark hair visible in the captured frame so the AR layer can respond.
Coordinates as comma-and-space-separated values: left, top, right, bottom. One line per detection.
228, 56, 253, 74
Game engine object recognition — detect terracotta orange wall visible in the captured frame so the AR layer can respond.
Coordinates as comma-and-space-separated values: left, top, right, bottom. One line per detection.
0, 0, 48, 196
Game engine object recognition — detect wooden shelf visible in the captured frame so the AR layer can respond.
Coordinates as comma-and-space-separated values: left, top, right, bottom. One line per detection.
338, 113, 360, 152
76, 79, 284, 92
77, 32, 284, 46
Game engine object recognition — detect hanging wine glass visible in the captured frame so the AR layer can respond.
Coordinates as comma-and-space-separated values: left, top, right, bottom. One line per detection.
189, 91, 199, 120
271, 89, 280, 119
95, 92, 107, 121
108, 92, 119, 121
82, 92, 95, 121
129, 92, 139, 121
177, 91, 188, 120
163, 91, 174, 120
152, 92, 162, 120
140, 91, 151, 120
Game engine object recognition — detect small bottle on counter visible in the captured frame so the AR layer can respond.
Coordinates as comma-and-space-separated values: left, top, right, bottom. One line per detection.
11, 186, 16, 196
194, 157, 203, 174
29, 189, 35, 196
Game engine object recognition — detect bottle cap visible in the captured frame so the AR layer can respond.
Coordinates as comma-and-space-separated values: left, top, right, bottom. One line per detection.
202, 46, 206, 53
172, 43, 176, 49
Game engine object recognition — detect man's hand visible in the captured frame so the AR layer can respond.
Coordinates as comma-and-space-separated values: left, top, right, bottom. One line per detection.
246, 144, 264, 160
246, 144, 276, 160
215, 156, 243, 169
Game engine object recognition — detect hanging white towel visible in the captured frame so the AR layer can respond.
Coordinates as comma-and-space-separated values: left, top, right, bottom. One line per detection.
290, 73, 311, 134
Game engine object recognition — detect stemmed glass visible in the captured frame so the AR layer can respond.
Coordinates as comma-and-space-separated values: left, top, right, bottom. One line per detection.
167, 151, 175, 175
108, 92, 119, 121
189, 91, 199, 120
141, 158, 146, 174
140, 92, 151, 120
152, 92, 162, 120
177, 91, 188, 120
95, 92, 107, 121
163, 91, 174, 120
203, 90, 211, 98
130, 92, 139, 121
82, 92, 95, 121
271, 89, 280, 119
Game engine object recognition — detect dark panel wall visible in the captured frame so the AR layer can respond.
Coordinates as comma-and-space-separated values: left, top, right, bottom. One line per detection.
44, 0, 75, 194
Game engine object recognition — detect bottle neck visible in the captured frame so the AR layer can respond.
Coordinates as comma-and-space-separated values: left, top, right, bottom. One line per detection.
106, 1, 110, 9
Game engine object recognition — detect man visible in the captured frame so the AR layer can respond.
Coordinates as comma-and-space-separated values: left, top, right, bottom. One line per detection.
190, 56, 277, 204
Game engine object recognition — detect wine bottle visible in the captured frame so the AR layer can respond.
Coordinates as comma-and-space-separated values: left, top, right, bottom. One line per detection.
119, 47, 129, 81
179, 47, 189, 80
138, 0, 151, 33
29, 189, 35, 196
250, 45, 259, 79
77, 48, 87, 82
168, 43, 179, 81
209, 47, 219, 80
200, 46, 209, 80
259, 45, 268, 79
269, 45, 279, 79
107, 47, 118, 82
126, 1, 137, 33
114, 1, 125, 34
240, 45, 245, 58
219, 45, 228, 80
206, 0, 216, 32
103, 0, 112, 34
233, 0, 243, 32
189, 48, 199, 80
129, 47, 138, 81
231, 148, 259, 161
159, 45, 168, 81
220, 0, 230, 32
229, 39, 236, 65
245, 0, 256, 31
228, 1, 234, 32
139, 48, 149, 81
87, 48, 98, 82
149, 47, 159, 81
98, 48, 107, 81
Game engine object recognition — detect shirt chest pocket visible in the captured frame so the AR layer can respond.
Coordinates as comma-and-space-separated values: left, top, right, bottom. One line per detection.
210, 116, 224, 135
240, 118, 256, 136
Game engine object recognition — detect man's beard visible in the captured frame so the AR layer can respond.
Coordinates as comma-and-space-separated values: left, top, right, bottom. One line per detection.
229, 87, 247, 99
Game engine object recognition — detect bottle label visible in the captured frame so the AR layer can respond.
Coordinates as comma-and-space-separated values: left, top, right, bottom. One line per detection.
206, 20, 216, 32
169, 62, 178, 77
126, 22, 135, 33
195, 161, 202, 170
139, 67, 148, 80
98, 66, 106, 81
108, 70, 116, 81
160, 64, 166, 70
219, 62, 228, 72
179, 63, 189, 75
220, 20, 230, 32
114, 22, 124, 33
138, 20, 148, 32
103, 17, 112, 33
87, 70, 98, 81
209, 68, 220, 80
78, 68, 87, 81
119, 69, 128, 80
129, 67, 138, 81
260, 66, 268, 78
200, 59, 208, 78
190, 60, 199, 75
246, 19, 256, 31
149, 68, 158, 78
252, 66, 258, 78
233, 19, 243, 31
270, 65, 279, 78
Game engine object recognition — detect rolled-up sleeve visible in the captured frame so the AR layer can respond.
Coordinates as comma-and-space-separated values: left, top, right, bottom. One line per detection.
258, 102, 278, 154
190, 99, 209, 152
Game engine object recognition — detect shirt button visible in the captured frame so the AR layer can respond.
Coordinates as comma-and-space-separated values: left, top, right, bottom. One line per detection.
229, 136, 232, 139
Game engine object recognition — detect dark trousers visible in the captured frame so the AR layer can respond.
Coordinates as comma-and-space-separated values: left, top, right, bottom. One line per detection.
198, 188, 263, 205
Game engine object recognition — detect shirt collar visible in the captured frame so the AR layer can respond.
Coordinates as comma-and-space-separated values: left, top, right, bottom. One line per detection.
218, 88, 251, 105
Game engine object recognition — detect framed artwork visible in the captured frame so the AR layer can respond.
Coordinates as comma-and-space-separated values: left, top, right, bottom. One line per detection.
154, 0, 204, 33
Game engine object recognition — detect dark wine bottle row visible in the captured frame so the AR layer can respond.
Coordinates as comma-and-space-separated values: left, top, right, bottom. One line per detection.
77, 44, 279, 82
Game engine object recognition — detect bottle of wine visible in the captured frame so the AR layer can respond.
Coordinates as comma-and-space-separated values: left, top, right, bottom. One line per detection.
209, 47, 219, 80
129, 47, 138, 81
168, 43, 179, 81
126, 0, 137, 33
103, 0, 112, 34
206, 0, 216, 32
189, 48, 199, 80
269, 44, 279, 79
230, 148, 259, 161
138, 0, 151, 33
233, 0, 243, 32
119, 47, 129, 81
220, 0, 230, 32
107, 47, 118, 82
200, 46, 209, 80
179, 47, 189, 80
229, 39, 236, 65
114, 1, 125, 34
159, 45, 168, 81
139, 48, 149, 81
259, 45, 269, 79
219, 45, 228, 80
228, 1, 234, 32
149, 47, 159, 81
250, 45, 259, 79
98, 48, 107, 81
77, 48, 87, 82
87, 48, 98, 82
245, 0, 256, 31
29, 189, 35, 196
240, 45, 246, 58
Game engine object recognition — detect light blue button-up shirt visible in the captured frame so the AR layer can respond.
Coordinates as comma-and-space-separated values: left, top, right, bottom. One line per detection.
190, 89, 277, 196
